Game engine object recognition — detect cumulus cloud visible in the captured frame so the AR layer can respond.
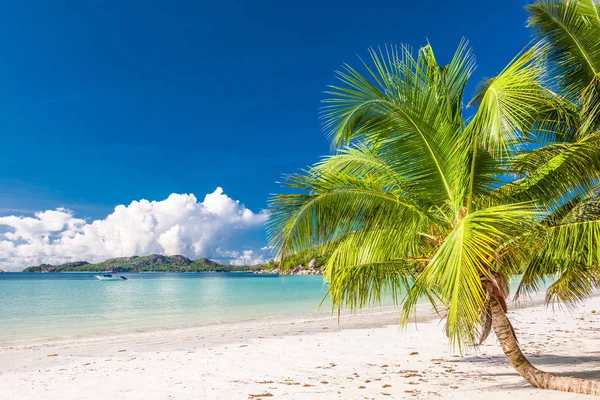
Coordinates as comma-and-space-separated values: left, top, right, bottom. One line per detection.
0, 188, 269, 271
220, 248, 271, 266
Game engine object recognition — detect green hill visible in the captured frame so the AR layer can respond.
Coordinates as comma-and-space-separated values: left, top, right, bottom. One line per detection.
21, 248, 333, 274
21, 254, 261, 273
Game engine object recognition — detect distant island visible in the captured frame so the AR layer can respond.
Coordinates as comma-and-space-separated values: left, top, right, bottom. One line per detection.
21, 252, 326, 275
22, 254, 241, 273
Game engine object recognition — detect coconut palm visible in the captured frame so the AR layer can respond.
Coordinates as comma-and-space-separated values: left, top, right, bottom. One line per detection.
268, 0, 600, 395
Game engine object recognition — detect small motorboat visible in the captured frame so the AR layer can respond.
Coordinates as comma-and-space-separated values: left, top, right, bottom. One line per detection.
95, 274, 127, 281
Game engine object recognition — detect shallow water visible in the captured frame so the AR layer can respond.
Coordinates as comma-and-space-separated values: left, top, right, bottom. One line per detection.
0, 272, 548, 344
0, 273, 332, 343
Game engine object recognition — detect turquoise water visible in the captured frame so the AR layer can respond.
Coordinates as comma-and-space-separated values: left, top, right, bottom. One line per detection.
0, 273, 548, 344
0, 273, 332, 344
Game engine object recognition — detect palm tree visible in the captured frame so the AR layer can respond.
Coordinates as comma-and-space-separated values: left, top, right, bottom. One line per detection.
268, 0, 600, 395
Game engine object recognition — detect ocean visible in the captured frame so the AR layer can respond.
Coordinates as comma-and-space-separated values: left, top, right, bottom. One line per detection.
0, 272, 545, 345
0, 273, 333, 344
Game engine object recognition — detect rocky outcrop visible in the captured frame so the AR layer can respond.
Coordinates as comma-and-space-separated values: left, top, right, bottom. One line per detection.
255, 258, 324, 275
61, 261, 89, 269
169, 255, 193, 265
40, 264, 57, 273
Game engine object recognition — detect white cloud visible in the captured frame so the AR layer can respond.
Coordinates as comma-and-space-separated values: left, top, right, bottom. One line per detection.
0, 188, 269, 271
222, 249, 270, 266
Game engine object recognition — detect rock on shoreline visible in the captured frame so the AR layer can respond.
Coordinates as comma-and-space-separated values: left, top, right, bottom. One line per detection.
255, 258, 324, 275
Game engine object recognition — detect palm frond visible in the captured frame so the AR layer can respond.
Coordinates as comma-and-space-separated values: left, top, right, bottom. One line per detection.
467, 43, 547, 157
313, 142, 431, 203
522, 89, 581, 144
546, 262, 600, 306
322, 41, 477, 206
519, 218, 600, 303
537, 219, 600, 266
324, 230, 419, 311
268, 168, 429, 269
507, 131, 600, 205
578, 73, 600, 138
528, 0, 600, 99
400, 203, 537, 350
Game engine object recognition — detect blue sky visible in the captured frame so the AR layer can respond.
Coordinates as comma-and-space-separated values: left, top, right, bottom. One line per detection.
0, 0, 535, 267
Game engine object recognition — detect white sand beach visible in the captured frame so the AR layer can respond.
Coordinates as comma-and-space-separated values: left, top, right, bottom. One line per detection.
1, 295, 599, 400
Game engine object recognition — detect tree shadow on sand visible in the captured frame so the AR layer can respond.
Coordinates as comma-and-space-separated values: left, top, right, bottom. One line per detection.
456, 353, 600, 382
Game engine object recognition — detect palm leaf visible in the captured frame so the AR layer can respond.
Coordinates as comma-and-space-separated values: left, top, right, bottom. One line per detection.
528, 0, 600, 99
401, 203, 537, 350
467, 43, 547, 157
519, 217, 600, 303
508, 131, 600, 205
322, 42, 477, 206
268, 169, 428, 268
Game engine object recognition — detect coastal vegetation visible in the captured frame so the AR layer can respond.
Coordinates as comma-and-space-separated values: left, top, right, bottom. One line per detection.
269, 0, 600, 395
22, 255, 257, 273
21, 251, 328, 274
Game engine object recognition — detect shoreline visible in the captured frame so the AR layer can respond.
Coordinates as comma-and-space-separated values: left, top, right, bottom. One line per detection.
2, 292, 599, 399
0, 288, 553, 348
0, 274, 550, 348
0, 301, 431, 348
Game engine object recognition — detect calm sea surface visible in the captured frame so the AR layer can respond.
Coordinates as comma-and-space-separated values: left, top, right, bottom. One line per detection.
0, 273, 333, 344
0, 272, 544, 344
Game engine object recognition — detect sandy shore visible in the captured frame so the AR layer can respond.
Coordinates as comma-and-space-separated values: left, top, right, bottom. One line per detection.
2, 295, 600, 399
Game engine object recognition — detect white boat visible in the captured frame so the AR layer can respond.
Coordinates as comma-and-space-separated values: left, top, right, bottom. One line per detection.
95, 274, 127, 281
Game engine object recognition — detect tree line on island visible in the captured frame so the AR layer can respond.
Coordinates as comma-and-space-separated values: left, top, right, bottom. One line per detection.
20, 251, 330, 274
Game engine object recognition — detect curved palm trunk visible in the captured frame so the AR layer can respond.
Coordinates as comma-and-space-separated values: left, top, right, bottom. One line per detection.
490, 298, 600, 395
